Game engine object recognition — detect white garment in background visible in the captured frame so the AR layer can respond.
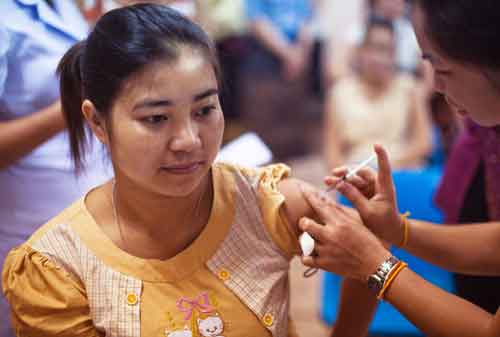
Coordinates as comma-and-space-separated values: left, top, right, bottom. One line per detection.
346, 18, 421, 73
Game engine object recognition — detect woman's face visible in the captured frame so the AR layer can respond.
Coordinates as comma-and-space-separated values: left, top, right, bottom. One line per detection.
358, 26, 396, 83
103, 47, 224, 197
412, 5, 500, 127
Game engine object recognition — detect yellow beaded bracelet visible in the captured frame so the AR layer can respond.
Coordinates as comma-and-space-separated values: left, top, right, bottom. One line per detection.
377, 261, 408, 300
398, 212, 411, 248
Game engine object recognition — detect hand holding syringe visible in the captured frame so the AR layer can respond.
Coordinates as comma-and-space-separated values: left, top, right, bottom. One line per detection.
324, 153, 377, 193
300, 153, 377, 277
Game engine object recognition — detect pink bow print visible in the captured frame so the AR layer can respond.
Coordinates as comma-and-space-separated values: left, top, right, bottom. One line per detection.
176, 292, 215, 320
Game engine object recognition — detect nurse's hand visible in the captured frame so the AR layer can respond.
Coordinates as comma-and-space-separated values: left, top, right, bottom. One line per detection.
325, 145, 404, 246
298, 187, 391, 280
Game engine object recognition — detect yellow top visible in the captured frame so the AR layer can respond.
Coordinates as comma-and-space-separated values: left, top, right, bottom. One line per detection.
2, 163, 301, 337
328, 74, 417, 165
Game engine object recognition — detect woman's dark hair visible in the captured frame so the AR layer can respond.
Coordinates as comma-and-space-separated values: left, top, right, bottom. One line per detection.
57, 4, 221, 172
414, 0, 500, 70
362, 15, 395, 45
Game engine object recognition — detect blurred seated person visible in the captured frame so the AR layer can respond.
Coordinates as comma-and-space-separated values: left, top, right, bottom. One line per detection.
324, 16, 432, 170
198, 0, 247, 123
244, 0, 314, 82
331, 0, 421, 79
241, 0, 324, 159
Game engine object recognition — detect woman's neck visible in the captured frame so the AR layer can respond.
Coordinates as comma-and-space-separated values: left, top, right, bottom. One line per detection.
110, 173, 213, 259
360, 73, 393, 98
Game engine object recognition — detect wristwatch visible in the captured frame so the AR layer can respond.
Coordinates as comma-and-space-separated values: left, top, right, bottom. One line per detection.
367, 256, 400, 294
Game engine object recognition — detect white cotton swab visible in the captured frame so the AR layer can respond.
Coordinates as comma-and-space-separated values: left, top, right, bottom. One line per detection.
299, 232, 315, 257
300, 153, 377, 258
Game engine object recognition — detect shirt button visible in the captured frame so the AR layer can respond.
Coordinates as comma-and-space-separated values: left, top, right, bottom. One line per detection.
126, 293, 139, 306
262, 313, 274, 327
218, 268, 231, 281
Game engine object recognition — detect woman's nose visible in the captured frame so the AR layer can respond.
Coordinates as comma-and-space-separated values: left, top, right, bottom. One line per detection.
169, 122, 201, 152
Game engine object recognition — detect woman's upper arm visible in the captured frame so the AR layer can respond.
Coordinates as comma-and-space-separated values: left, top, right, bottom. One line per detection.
278, 178, 317, 237
2, 246, 101, 337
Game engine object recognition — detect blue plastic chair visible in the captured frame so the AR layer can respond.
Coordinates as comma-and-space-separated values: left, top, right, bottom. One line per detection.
321, 167, 455, 336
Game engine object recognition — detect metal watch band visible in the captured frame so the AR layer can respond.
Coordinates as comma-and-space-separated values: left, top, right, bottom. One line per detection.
367, 256, 400, 294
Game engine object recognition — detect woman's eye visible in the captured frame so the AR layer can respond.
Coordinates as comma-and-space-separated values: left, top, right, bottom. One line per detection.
196, 105, 216, 118
143, 115, 168, 124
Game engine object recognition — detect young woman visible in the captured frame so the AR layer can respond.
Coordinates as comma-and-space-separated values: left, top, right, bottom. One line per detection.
2, 4, 375, 337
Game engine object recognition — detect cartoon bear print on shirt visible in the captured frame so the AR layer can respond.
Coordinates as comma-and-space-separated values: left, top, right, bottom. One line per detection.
197, 315, 224, 337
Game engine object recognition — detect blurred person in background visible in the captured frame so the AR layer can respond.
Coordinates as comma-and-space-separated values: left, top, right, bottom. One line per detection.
240, 0, 324, 160
197, 0, 248, 140
332, 0, 421, 80
311, 0, 365, 90
244, 0, 315, 83
324, 16, 432, 170
0, 1, 110, 336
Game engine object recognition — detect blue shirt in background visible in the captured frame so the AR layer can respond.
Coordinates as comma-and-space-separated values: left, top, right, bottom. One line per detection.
245, 0, 313, 42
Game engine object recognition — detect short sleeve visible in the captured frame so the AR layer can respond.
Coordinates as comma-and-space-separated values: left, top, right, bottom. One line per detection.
0, 25, 10, 97
2, 245, 102, 337
254, 164, 302, 259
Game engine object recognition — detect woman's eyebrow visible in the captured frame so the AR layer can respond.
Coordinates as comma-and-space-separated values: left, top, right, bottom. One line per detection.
193, 88, 219, 102
133, 88, 219, 111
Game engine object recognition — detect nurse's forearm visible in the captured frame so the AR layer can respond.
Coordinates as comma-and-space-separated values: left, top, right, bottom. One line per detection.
385, 268, 499, 337
0, 100, 65, 169
402, 219, 500, 275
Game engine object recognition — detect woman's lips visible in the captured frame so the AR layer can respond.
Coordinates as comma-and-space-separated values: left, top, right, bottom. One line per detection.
161, 162, 204, 175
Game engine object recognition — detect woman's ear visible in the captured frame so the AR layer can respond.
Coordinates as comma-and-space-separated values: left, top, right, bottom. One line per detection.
82, 99, 109, 145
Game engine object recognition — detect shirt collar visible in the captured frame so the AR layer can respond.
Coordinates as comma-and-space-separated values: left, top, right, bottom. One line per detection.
15, 0, 87, 41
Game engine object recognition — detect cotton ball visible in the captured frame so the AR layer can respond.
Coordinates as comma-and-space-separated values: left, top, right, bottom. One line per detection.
299, 232, 315, 257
